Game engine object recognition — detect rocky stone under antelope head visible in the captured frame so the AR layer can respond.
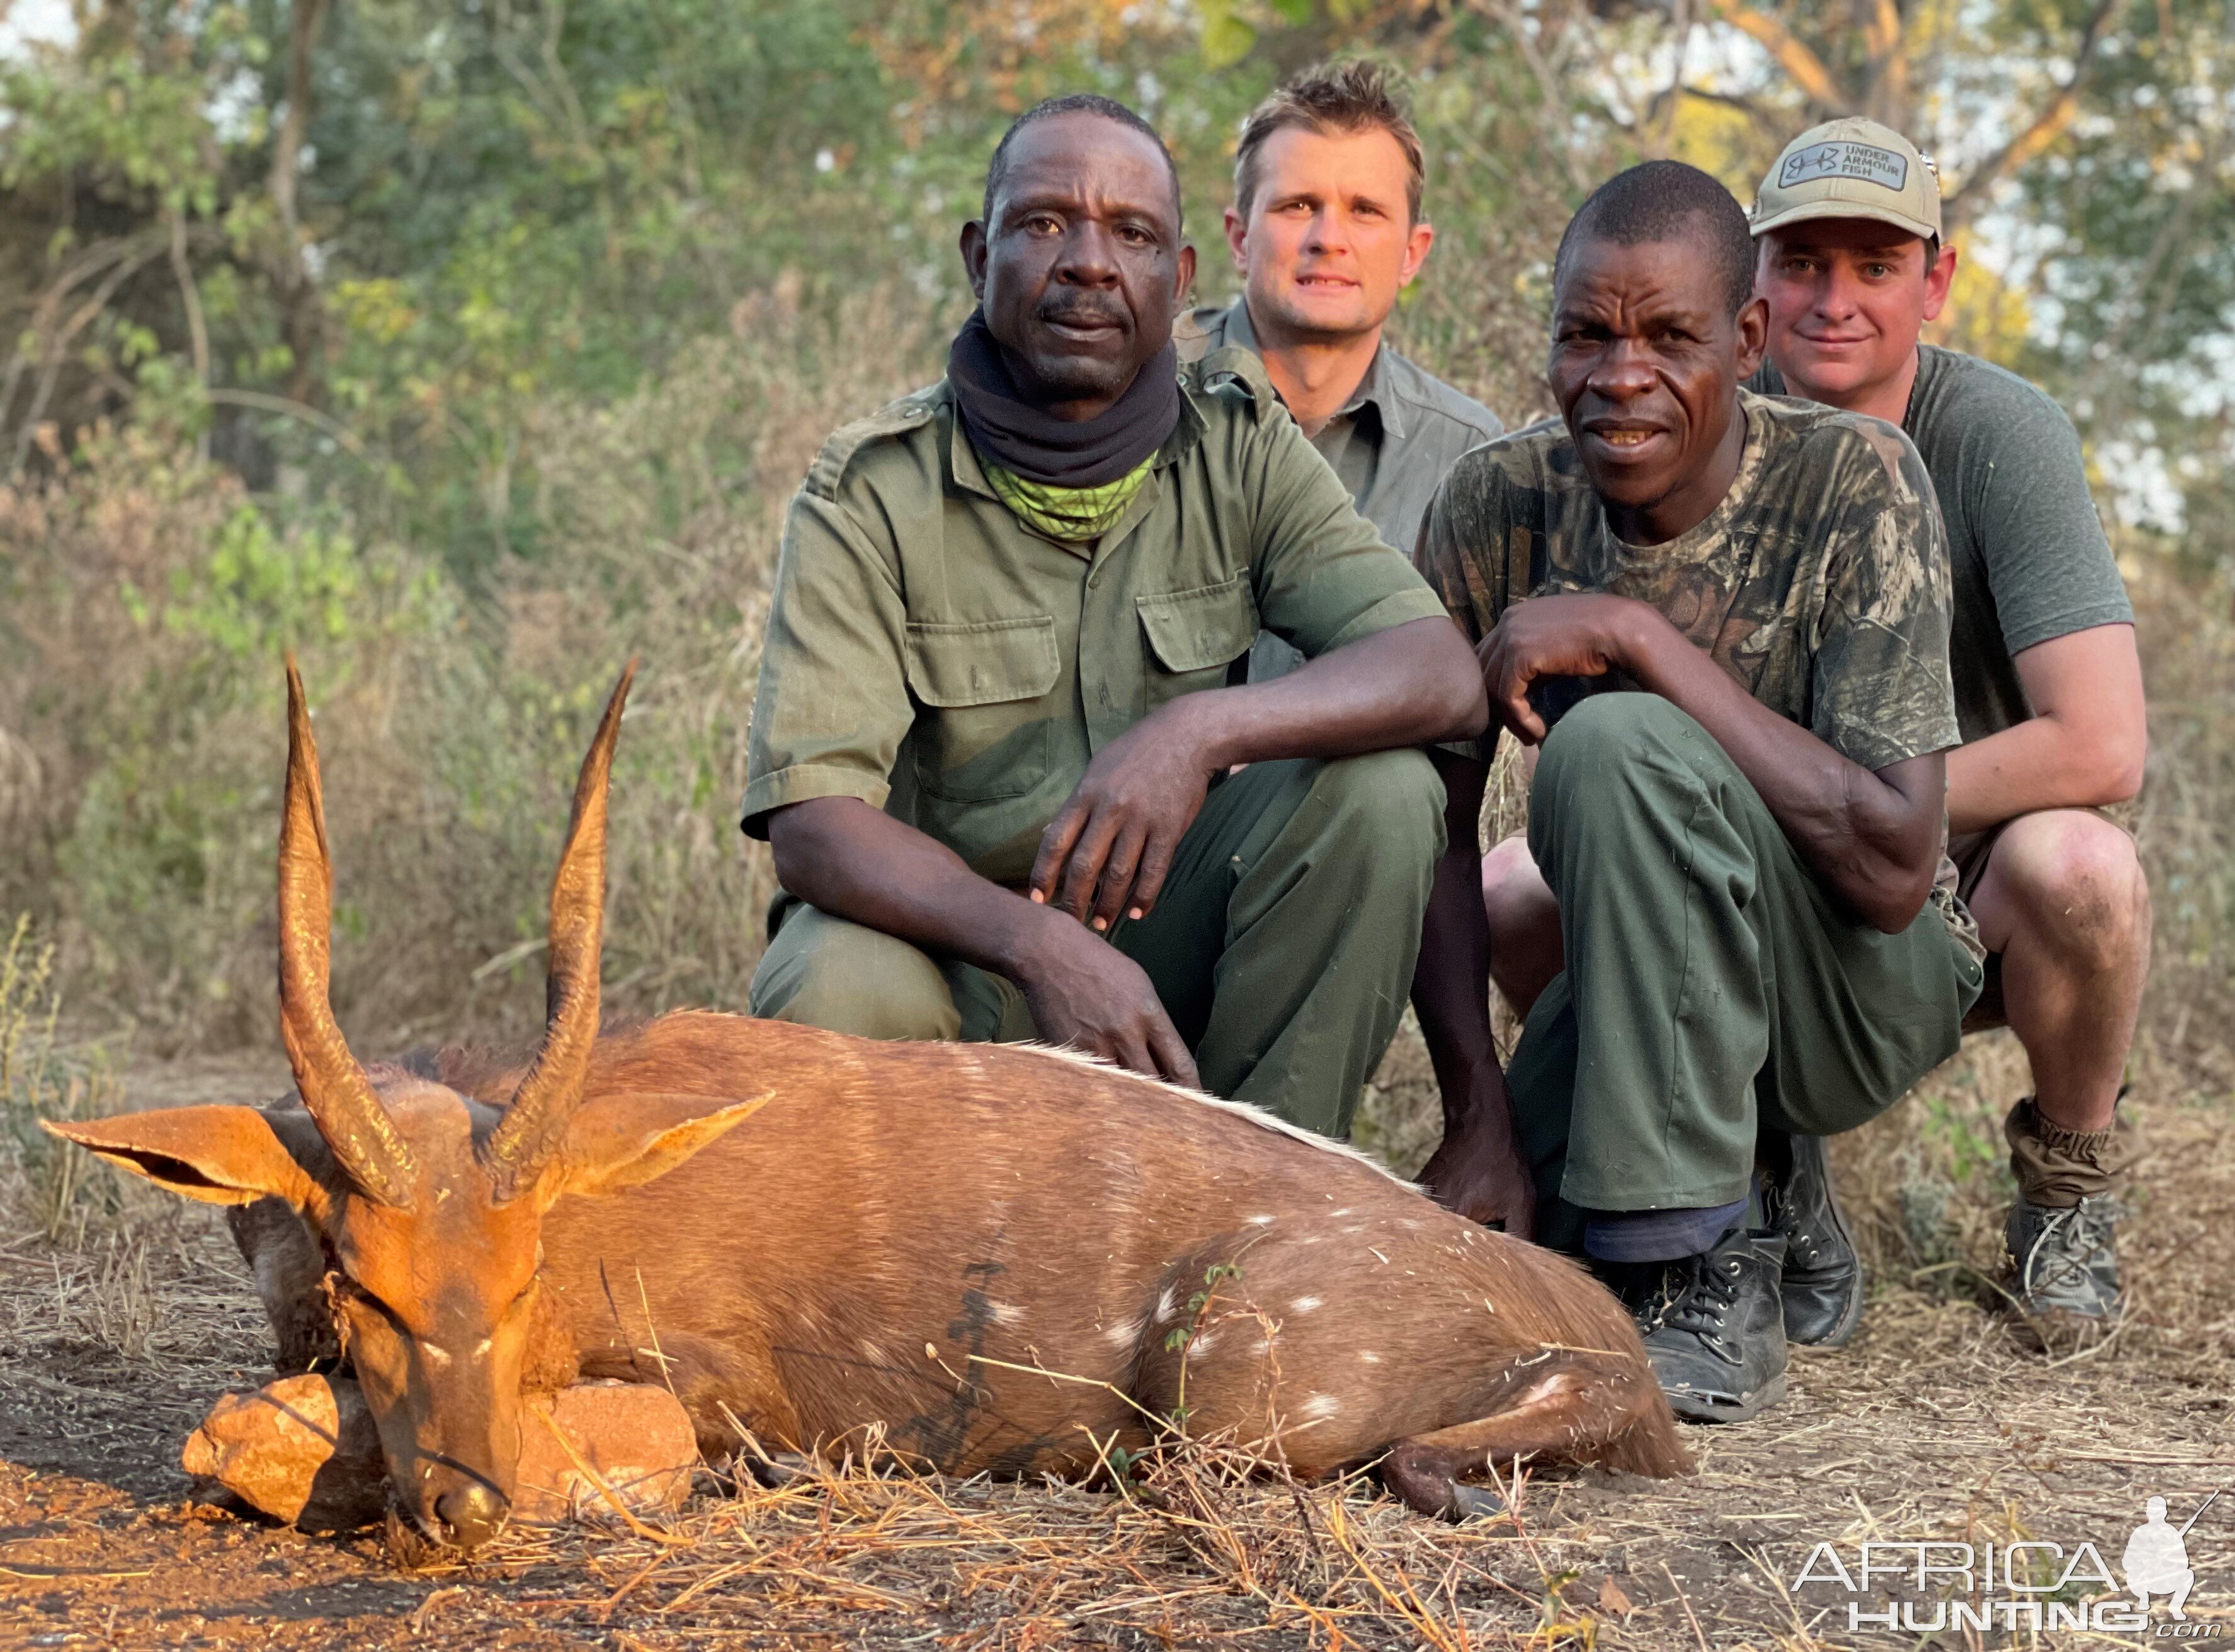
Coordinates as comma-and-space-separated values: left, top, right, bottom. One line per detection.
53, 659, 1690, 1558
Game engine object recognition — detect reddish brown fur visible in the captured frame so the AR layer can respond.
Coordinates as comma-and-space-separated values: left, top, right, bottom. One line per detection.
433, 1012, 1692, 1492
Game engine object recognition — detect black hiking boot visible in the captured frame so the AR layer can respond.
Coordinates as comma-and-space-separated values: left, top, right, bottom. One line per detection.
1762, 1132, 1864, 1350
1631, 1229, 1790, 1423
2006, 1195, 2123, 1341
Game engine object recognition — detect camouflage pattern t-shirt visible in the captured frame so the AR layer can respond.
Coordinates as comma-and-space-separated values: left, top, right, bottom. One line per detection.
1416, 388, 1980, 954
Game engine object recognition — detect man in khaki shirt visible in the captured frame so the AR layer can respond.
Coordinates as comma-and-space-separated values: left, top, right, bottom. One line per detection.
742, 94, 1486, 1137
1181, 62, 1502, 618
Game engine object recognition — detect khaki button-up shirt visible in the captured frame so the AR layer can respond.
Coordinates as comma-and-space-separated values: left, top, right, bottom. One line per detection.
1180, 300, 1502, 683
742, 350, 1452, 886
1180, 300, 1503, 558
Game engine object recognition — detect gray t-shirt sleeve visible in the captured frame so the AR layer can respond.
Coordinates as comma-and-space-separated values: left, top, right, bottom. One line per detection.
1965, 389, 2132, 654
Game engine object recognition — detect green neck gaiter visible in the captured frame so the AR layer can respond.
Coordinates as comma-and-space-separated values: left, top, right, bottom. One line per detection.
981, 454, 1155, 543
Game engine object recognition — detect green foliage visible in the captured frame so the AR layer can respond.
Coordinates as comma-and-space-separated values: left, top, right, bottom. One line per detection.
166, 506, 360, 658
0, 6, 263, 215
0, 917, 128, 1239
2, 0, 2230, 1063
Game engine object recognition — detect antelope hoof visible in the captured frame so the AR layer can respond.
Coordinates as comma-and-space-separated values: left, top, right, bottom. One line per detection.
1450, 1483, 1509, 1522
745, 1450, 811, 1489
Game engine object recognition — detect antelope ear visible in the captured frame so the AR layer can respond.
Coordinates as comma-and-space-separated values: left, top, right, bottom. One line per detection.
44, 1107, 319, 1207
547, 1092, 774, 1203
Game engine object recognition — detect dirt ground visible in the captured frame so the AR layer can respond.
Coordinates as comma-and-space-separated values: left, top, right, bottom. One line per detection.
3, 1039, 2231, 1651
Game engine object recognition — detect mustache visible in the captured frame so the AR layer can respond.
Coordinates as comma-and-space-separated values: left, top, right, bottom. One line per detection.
1035, 293, 1132, 329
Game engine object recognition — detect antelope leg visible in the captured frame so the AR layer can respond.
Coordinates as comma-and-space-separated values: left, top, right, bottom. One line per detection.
1379, 1350, 1659, 1520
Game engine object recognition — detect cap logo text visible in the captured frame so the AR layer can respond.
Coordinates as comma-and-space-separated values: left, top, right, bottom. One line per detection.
1780, 141, 1909, 192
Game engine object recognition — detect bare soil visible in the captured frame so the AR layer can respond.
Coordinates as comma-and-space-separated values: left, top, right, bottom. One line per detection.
3, 1042, 2230, 1651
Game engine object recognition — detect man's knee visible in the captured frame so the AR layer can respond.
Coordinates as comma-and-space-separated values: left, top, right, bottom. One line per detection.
1533, 692, 1709, 803
1309, 747, 1446, 862
1991, 812, 2151, 969
1482, 835, 1559, 947
1482, 834, 1551, 913
1528, 694, 1737, 874
749, 908, 961, 1040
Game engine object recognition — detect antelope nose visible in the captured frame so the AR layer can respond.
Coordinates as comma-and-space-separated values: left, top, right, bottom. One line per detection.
435, 1482, 506, 1551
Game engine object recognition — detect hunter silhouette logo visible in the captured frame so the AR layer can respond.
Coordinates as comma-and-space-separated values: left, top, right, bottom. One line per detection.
2125, 1491, 2218, 1620
1778, 141, 1909, 192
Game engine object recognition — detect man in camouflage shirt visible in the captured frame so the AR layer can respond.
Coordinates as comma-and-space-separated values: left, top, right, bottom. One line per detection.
1408, 162, 1983, 1422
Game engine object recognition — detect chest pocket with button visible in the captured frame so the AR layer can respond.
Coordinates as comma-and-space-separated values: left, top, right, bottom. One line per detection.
1136, 574, 1258, 710
905, 616, 1062, 801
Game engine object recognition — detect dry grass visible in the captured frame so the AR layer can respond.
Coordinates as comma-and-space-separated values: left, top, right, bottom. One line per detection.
3, 898, 2231, 1646
1, 1145, 2228, 1648
1, 312, 2230, 1644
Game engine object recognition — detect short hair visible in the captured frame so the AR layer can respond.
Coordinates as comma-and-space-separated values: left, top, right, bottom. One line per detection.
1234, 60, 1426, 224
981, 94, 1183, 229
1553, 161, 1757, 318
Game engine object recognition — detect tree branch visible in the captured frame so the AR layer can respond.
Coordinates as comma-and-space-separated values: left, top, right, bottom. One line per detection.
204, 387, 368, 458
1475, 0, 1600, 191
1942, 0, 2117, 228
6, 240, 169, 476
168, 207, 212, 460
1702, 0, 1854, 113
271, 0, 329, 246
1862, 0, 1909, 123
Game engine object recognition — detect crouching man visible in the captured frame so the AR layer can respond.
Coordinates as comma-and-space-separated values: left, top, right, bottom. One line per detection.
741, 94, 1486, 1138
1749, 120, 2147, 1336
1408, 162, 1984, 1421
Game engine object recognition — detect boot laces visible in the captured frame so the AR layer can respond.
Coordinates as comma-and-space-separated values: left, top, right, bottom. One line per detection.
1765, 1159, 1837, 1270
1651, 1251, 1744, 1345
2020, 1199, 2115, 1296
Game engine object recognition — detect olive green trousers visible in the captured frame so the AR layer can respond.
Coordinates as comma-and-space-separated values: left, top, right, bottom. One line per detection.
749, 748, 1445, 1138
1507, 695, 1984, 1255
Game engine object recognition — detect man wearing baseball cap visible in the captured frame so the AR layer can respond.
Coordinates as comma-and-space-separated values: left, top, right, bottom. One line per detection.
1479, 119, 2148, 1347
1751, 118, 2146, 1346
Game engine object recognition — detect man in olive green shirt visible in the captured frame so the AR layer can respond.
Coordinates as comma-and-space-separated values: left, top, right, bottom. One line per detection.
742, 94, 1486, 1136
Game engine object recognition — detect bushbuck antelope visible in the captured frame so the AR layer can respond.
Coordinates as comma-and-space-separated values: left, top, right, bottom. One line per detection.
51, 662, 1689, 1554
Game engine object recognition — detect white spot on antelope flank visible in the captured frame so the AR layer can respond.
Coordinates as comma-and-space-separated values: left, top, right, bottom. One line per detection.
1187, 1333, 1216, 1360
1246, 1214, 1276, 1226
1301, 1394, 1343, 1420
988, 1301, 1026, 1328
1358, 1350, 1382, 1364
1103, 1318, 1144, 1349
859, 1339, 887, 1364
1154, 1287, 1178, 1324
1368, 1248, 1390, 1265
1288, 1296, 1323, 1314
1331, 1208, 1355, 1218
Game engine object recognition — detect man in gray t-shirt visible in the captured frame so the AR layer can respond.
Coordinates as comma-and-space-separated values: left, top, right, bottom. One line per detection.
1749, 121, 2145, 1346
1175, 61, 1502, 680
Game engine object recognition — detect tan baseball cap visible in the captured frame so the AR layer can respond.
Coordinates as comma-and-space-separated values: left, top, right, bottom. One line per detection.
1750, 117, 1941, 241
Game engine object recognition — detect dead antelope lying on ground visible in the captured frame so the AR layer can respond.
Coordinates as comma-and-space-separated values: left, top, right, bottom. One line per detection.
52, 662, 1689, 1554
